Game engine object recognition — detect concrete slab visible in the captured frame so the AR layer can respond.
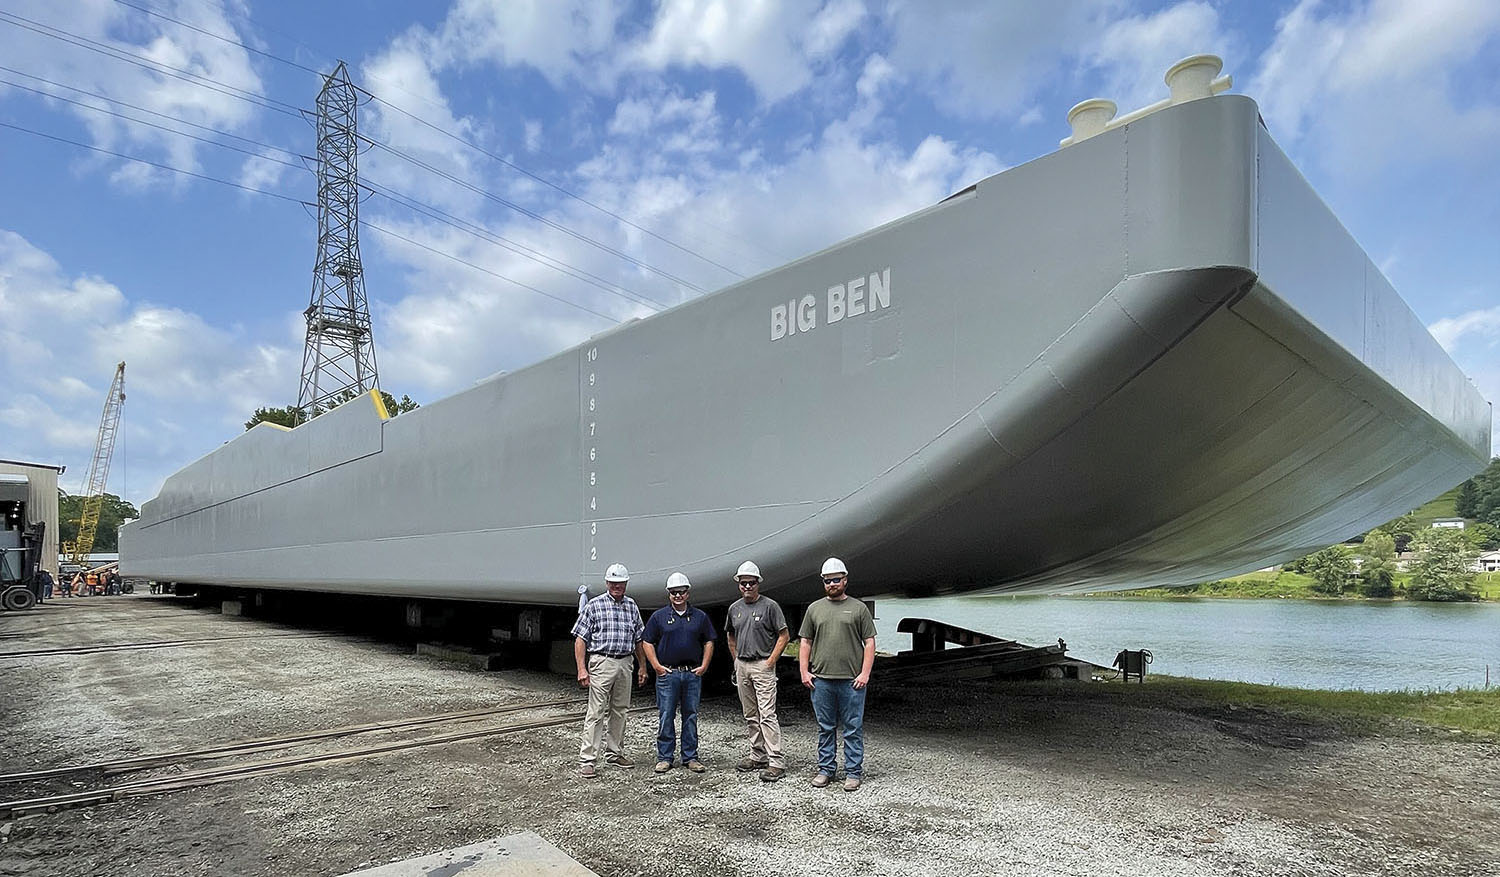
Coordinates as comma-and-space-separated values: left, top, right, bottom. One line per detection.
337, 832, 598, 877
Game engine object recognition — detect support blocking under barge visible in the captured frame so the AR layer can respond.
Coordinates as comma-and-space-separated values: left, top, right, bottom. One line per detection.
120, 90, 1492, 612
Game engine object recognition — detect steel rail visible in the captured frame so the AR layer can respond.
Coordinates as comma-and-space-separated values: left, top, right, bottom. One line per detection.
0, 632, 343, 659
0, 707, 633, 819
0, 697, 585, 783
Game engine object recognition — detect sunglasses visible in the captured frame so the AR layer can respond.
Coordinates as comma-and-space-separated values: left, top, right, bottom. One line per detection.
667, 589, 689, 597
737, 580, 759, 587
823, 576, 844, 585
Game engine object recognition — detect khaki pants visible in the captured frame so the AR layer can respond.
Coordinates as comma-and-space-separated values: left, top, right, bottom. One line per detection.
579, 654, 633, 764
736, 657, 783, 768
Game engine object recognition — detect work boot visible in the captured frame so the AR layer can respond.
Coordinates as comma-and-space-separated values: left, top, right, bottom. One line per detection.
760, 766, 786, 783
605, 753, 635, 768
843, 776, 861, 792
810, 773, 832, 788
736, 757, 769, 772
654, 760, 672, 774
579, 763, 597, 779
686, 760, 706, 773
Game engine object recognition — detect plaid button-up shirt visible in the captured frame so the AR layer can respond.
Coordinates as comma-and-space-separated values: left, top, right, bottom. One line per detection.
571, 593, 644, 656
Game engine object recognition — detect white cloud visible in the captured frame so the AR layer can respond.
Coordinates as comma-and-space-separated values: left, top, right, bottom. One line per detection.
630, 0, 864, 103
398, 0, 863, 106
1429, 305, 1500, 351
1250, 0, 1500, 177
883, 0, 1113, 120
428, 0, 624, 88
0, 229, 295, 504
1089, 1, 1232, 110
0, 0, 271, 186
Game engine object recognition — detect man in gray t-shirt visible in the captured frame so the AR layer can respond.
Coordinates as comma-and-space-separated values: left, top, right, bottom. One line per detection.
724, 561, 790, 781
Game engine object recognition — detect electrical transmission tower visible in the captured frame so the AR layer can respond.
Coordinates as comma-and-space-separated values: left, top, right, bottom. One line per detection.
297, 60, 378, 422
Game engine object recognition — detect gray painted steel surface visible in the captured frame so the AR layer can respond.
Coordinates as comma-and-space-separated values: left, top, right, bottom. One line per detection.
120, 96, 1491, 609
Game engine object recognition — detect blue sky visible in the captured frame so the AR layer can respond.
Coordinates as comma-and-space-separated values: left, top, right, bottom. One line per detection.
1, 0, 1496, 509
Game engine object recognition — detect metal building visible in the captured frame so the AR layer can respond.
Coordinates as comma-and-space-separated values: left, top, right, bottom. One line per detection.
0, 458, 64, 580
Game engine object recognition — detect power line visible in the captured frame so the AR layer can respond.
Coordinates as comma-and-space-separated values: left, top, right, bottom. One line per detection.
0, 64, 303, 160
0, 120, 308, 204
360, 92, 748, 281
363, 180, 667, 312
0, 10, 302, 119
2, 66, 660, 313
361, 221, 621, 324
0, 75, 305, 171
109, 0, 324, 78
2, 64, 661, 311
361, 135, 706, 295
0, 120, 633, 325
110, 0, 751, 282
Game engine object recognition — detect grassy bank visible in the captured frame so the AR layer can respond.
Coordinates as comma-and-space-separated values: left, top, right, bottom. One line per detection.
990, 675, 1500, 738
1140, 674, 1500, 737
1088, 569, 1500, 601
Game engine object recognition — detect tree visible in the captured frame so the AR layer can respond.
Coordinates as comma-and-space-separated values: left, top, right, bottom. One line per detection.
1469, 457, 1500, 528
1407, 528, 1479, 602
1306, 546, 1353, 596
1374, 512, 1418, 553
245, 406, 303, 430
1466, 522, 1500, 552
245, 391, 419, 431
1356, 531, 1398, 598
1454, 479, 1479, 518
57, 491, 139, 554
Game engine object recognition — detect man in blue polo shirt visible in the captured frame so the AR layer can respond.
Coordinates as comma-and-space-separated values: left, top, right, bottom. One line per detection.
642, 572, 717, 773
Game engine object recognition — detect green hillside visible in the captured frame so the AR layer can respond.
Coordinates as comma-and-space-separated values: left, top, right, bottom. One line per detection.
1411, 485, 1463, 528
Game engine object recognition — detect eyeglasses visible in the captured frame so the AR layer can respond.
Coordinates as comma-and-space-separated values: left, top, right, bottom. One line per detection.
737, 580, 758, 587
822, 576, 844, 585
667, 589, 689, 597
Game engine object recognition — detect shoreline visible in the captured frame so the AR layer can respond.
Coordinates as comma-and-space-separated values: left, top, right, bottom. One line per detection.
1072, 569, 1500, 603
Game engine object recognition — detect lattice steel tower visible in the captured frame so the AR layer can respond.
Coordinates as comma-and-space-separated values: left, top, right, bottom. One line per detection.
297, 61, 378, 421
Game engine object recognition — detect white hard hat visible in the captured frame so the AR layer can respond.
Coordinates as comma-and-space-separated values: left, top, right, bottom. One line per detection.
820, 557, 848, 577
666, 571, 691, 590
735, 561, 762, 581
604, 563, 630, 582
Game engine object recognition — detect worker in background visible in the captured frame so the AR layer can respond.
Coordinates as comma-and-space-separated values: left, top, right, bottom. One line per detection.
798, 557, 876, 792
62, 573, 77, 598
571, 563, 647, 779
641, 572, 716, 774
725, 560, 790, 782
37, 567, 54, 600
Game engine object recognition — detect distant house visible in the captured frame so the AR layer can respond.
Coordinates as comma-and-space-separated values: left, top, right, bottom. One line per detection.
1431, 518, 1467, 529
1478, 551, 1500, 573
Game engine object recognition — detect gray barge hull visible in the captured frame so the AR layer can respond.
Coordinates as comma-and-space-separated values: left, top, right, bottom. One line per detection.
120, 95, 1491, 608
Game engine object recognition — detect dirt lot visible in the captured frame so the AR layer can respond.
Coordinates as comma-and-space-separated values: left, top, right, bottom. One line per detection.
1, 596, 1496, 877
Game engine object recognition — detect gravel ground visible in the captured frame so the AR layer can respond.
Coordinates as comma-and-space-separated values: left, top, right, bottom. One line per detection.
1, 596, 1496, 877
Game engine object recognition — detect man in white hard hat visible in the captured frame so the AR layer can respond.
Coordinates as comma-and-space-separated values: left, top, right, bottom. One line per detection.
641, 572, 717, 773
798, 557, 876, 791
572, 562, 648, 779
725, 560, 790, 782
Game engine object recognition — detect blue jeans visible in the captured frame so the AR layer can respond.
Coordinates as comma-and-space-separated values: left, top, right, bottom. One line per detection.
810, 678, 866, 778
655, 669, 703, 762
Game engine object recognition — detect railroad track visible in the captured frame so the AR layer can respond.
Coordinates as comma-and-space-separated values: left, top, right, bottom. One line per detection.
0, 697, 607, 819
0, 631, 345, 659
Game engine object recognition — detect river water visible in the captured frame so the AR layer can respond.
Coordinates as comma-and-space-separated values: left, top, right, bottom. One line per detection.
872, 595, 1500, 691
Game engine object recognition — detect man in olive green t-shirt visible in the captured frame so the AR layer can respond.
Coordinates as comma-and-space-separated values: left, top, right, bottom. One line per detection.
798, 557, 876, 792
